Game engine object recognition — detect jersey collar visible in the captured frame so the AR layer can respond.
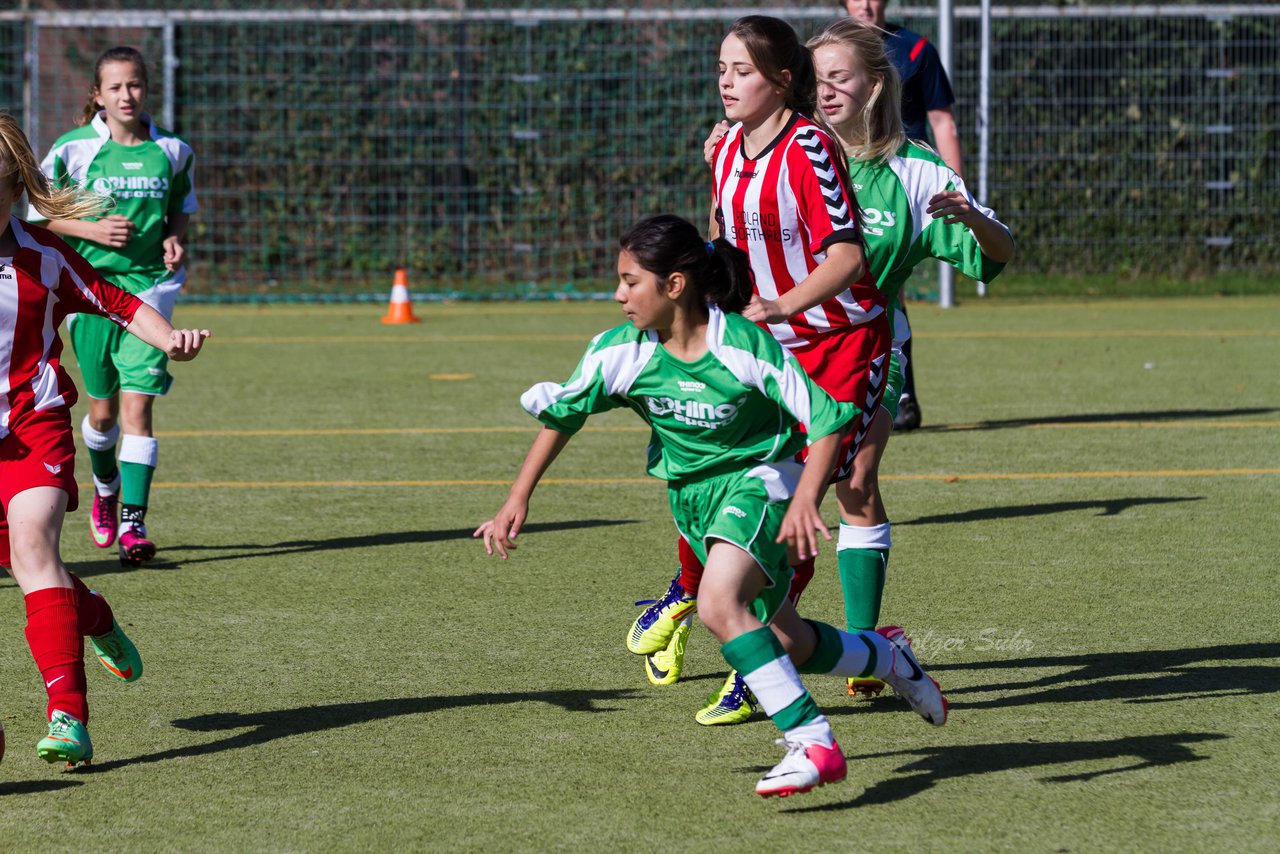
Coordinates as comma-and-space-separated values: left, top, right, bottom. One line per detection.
739, 110, 801, 161
90, 110, 160, 140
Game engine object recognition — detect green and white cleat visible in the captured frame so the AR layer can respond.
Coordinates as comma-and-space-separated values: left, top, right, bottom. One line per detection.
37, 710, 93, 766
88, 599, 143, 683
645, 621, 691, 686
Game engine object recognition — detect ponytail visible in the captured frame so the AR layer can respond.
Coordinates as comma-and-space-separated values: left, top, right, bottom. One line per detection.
703, 238, 753, 314
0, 114, 112, 221
81, 46, 149, 127
619, 215, 753, 314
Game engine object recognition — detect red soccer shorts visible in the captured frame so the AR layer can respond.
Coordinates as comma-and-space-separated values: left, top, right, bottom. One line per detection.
789, 314, 891, 481
0, 406, 79, 569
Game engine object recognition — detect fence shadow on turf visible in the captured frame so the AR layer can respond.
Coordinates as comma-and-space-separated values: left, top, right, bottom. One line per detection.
80, 687, 642, 774
778, 731, 1228, 812
929, 642, 1280, 709
37, 518, 640, 582
912, 406, 1277, 434
897, 495, 1202, 527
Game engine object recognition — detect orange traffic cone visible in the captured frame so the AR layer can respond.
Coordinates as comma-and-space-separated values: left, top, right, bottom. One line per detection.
381, 269, 421, 324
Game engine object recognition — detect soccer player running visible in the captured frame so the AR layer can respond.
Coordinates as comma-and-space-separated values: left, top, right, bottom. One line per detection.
0, 114, 209, 765
844, 0, 967, 431
629, 16, 896, 727
31, 47, 198, 567
807, 17, 1013, 694
476, 215, 945, 797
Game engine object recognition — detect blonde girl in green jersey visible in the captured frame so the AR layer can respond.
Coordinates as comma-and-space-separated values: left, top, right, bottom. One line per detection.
476, 215, 947, 798
33, 46, 198, 566
806, 17, 1013, 694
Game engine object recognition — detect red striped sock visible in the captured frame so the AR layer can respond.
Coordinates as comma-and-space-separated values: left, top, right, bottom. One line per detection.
69, 574, 114, 637
677, 536, 704, 596
24, 587, 89, 723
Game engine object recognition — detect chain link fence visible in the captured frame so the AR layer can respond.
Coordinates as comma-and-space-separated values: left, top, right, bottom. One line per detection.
1, 3, 1276, 298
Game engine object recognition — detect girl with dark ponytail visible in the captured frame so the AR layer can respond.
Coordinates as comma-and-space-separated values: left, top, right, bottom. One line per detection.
477, 213, 946, 798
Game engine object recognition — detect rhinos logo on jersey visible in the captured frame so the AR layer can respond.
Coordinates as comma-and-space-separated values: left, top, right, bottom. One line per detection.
91, 175, 169, 200
646, 394, 746, 429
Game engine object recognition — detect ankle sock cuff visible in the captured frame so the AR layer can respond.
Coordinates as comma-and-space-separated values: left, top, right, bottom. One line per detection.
81, 415, 120, 451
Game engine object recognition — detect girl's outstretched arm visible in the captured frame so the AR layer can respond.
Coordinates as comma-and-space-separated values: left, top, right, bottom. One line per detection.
474, 426, 573, 559
777, 428, 847, 561
125, 303, 209, 361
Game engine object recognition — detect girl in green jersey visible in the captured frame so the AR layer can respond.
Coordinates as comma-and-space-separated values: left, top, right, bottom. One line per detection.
35, 47, 198, 567
476, 215, 947, 798
807, 17, 1014, 695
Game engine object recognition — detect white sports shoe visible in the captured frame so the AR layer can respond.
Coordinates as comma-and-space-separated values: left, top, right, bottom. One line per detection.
755, 738, 847, 798
876, 626, 948, 726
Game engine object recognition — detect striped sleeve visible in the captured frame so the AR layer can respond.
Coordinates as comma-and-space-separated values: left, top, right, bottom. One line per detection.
53, 238, 141, 326
787, 128, 862, 254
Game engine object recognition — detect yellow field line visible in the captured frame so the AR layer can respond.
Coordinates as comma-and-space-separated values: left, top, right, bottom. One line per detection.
151, 420, 1278, 438
83, 468, 1277, 491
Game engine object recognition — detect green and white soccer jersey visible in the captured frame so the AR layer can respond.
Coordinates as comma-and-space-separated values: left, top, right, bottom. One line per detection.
848, 141, 1007, 310
521, 307, 858, 483
34, 111, 196, 288
524, 307, 858, 617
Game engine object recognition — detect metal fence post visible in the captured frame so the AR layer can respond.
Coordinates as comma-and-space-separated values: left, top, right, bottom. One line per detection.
163, 17, 177, 130
937, 0, 955, 308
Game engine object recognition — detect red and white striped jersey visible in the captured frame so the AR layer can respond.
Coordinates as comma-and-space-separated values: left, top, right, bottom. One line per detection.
711, 113, 885, 350
0, 217, 141, 437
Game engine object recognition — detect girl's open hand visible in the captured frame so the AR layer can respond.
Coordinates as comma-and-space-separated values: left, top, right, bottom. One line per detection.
474, 497, 529, 559
165, 328, 209, 361
776, 496, 831, 562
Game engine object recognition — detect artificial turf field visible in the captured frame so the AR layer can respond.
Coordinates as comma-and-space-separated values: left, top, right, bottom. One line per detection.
1, 294, 1277, 852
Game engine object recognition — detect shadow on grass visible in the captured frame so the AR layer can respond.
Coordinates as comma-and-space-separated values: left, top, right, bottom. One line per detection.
910, 406, 1276, 434
84, 687, 641, 773
931, 642, 1280, 709
780, 732, 1227, 812
38, 518, 639, 582
0, 778, 85, 795
897, 496, 1202, 526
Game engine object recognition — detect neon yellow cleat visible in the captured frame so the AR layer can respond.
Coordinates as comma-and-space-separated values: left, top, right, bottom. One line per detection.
627, 574, 696, 655
847, 677, 887, 698
645, 622, 690, 686
695, 670, 756, 726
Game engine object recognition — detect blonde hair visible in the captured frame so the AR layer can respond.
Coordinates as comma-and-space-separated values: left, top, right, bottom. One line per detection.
807, 18, 906, 164
0, 114, 111, 221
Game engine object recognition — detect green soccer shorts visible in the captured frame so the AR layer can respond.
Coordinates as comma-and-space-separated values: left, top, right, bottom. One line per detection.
68, 269, 183, 398
667, 462, 801, 626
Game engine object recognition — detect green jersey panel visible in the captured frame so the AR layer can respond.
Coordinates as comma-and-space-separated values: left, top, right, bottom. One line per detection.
34, 111, 197, 281
849, 141, 1007, 306
521, 308, 859, 482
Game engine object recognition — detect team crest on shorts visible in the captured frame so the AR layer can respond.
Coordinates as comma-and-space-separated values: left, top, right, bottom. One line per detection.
44, 462, 62, 474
